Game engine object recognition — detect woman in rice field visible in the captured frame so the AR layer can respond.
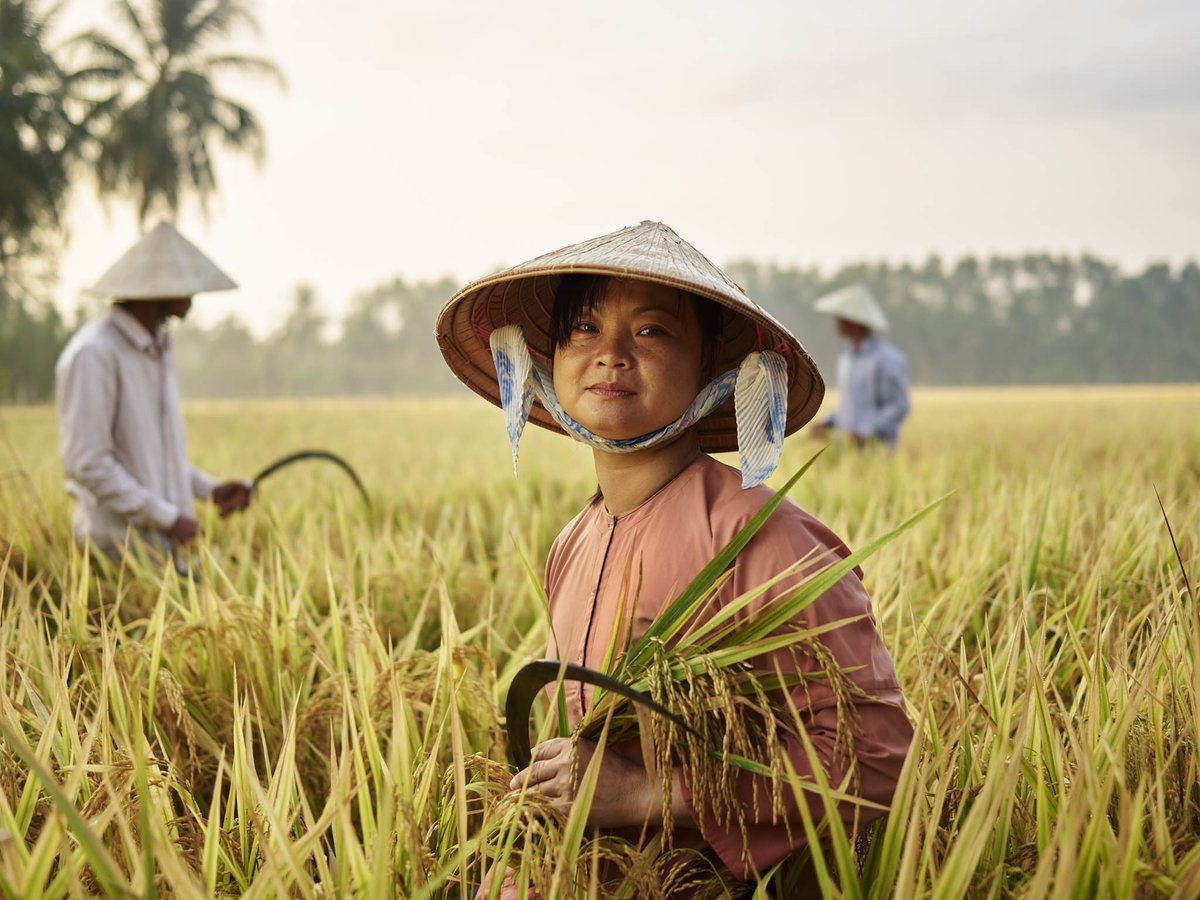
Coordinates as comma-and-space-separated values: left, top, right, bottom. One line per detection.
437, 221, 913, 896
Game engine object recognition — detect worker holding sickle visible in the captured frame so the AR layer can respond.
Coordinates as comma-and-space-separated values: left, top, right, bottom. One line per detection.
55, 222, 253, 569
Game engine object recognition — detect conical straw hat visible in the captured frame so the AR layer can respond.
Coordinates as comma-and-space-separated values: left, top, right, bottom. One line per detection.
88, 221, 237, 299
813, 283, 889, 332
436, 220, 824, 453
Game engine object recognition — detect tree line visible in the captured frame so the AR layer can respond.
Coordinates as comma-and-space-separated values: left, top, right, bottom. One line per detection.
148, 252, 1200, 400
3, 250, 1197, 403
727, 254, 1200, 386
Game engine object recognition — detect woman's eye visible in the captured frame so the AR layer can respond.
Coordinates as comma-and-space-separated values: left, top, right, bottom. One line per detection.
637, 325, 666, 337
572, 322, 597, 333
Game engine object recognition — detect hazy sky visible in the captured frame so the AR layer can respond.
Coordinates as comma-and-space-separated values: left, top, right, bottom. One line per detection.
53, 0, 1200, 335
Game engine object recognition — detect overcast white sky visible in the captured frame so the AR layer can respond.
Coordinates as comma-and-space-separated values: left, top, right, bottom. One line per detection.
53, 0, 1200, 335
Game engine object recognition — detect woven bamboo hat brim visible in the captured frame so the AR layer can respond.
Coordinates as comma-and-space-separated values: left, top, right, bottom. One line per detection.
436, 220, 824, 453
88, 221, 237, 299
813, 283, 889, 332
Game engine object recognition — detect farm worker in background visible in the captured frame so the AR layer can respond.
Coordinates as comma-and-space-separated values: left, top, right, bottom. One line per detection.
55, 221, 253, 566
812, 283, 910, 448
437, 221, 912, 896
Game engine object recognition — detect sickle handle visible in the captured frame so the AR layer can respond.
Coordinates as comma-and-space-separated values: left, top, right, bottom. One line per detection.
504, 659, 701, 770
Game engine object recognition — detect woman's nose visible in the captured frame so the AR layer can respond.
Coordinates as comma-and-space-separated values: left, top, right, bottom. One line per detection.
594, 332, 631, 368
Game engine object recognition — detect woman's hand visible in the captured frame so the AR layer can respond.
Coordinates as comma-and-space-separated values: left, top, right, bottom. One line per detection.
509, 738, 663, 828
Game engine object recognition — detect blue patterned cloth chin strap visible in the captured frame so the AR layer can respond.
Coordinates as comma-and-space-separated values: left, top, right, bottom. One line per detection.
489, 324, 788, 489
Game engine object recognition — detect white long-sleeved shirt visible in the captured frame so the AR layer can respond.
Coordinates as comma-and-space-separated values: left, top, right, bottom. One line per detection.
827, 334, 910, 447
55, 306, 215, 556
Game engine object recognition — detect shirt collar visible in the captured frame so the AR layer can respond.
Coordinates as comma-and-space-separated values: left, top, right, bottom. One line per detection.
108, 305, 168, 357
596, 453, 707, 526
853, 334, 881, 355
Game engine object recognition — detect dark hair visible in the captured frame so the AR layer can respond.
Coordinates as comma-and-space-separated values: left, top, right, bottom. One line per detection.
549, 274, 723, 353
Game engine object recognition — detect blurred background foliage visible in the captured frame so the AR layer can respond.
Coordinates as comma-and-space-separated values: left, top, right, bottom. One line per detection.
9, 250, 1200, 403
2, 0, 1198, 403
1, 0, 279, 400
167, 256, 1200, 397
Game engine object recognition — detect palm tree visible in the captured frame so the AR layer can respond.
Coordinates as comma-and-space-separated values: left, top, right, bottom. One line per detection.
75, 0, 283, 226
0, 0, 79, 298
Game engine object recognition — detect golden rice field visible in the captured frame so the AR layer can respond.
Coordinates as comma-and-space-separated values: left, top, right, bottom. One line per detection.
0, 385, 1198, 899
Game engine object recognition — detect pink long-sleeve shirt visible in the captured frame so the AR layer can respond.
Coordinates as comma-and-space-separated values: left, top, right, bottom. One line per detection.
544, 453, 913, 882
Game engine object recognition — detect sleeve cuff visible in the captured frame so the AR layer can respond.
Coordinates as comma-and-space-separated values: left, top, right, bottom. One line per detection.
146, 498, 180, 531
191, 468, 218, 500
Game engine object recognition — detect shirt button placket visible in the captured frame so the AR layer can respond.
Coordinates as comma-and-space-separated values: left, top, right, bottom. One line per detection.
580, 514, 617, 674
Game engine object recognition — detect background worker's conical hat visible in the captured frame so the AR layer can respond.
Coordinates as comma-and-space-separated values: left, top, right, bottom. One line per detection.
88, 221, 237, 299
813, 283, 889, 332
436, 220, 824, 453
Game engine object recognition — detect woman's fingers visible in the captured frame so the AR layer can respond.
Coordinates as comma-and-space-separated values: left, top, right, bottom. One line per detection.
509, 760, 554, 792
519, 760, 568, 791
532, 738, 570, 761
526, 759, 556, 786
511, 739, 571, 786
509, 738, 580, 793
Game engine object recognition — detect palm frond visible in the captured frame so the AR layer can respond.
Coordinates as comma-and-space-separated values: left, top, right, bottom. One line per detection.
210, 96, 263, 157
202, 51, 284, 87
65, 29, 139, 73
185, 0, 260, 46
114, 0, 159, 64
64, 63, 134, 86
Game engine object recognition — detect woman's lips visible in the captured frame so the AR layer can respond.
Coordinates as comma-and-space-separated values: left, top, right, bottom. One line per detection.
586, 383, 636, 399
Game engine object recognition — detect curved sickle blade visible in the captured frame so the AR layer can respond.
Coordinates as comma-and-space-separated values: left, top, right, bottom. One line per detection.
251, 449, 371, 509
504, 659, 702, 770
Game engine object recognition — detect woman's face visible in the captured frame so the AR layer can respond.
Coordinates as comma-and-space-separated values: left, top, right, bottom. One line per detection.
552, 279, 706, 441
